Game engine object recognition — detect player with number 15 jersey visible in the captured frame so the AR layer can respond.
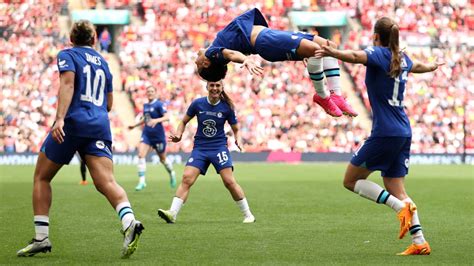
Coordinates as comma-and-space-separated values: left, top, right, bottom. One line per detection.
157, 80, 255, 224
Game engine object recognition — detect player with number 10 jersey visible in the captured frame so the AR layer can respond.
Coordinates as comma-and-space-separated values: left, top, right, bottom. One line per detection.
57, 43, 113, 142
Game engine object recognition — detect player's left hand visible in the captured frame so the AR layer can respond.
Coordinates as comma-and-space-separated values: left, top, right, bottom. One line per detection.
242, 58, 263, 77
235, 140, 244, 152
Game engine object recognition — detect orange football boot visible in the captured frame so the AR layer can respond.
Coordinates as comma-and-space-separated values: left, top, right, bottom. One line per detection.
397, 202, 416, 239
397, 242, 431, 255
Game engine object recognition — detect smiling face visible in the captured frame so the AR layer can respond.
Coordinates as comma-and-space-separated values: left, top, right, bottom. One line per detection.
146, 86, 156, 101
206, 81, 223, 101
195, 49, 211, 71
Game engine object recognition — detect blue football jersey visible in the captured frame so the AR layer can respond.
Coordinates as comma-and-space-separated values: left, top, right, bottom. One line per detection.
57, 46, 113, 141
205, 8, 268, 65
364, 46, 413, 137
186, 97, 237, 149
143, 99, 166, 141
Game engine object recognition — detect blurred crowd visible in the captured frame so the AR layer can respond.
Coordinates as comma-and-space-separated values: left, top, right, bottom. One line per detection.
0, 0, 127, 153
1, 0, 472, 154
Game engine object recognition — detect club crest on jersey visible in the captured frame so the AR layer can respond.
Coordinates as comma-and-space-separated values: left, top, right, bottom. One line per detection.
188, 157, 194, 163
217, 112, 222, 118
202, 119, 217, 137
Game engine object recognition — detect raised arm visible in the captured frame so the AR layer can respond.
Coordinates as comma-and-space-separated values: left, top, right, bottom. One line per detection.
222, 49, 263, 76
410, 60, 443, 73
169, 114, 192, 143
52, 71, 75, 143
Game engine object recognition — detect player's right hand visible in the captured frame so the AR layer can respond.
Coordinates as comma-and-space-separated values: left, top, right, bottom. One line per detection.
51, 119, 65, 144
242, 58, 263, 77
168, 134, 182, 143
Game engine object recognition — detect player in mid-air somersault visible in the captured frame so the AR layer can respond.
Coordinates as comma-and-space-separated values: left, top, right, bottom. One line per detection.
194, 8, 357, 118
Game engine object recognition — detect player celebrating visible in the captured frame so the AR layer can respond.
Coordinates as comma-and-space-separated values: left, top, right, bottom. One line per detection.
157, 80, 255, 224
195, 8, 357, 117
128, 86, 176, 191
315, 17, 442, 255
17, 20, 144, 258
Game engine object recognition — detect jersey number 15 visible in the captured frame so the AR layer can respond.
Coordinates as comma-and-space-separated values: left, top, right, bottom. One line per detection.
81, 64, 106, 106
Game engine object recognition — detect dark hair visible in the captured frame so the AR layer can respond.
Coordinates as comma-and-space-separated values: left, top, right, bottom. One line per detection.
220, 90, 235, 110
70, 20, 96, 47
374, 17, 401, 78
198, 63, 228, 82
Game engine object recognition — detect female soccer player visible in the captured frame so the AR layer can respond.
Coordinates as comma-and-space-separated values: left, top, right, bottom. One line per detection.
17, 20, 144, 259
315, 17, 442, 255
157, 80, 255, 224
128, 86, 176, 191
195, 8, 357, 118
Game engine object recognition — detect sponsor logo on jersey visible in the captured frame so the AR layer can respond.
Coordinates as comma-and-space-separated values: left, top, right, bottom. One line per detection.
58, 59, 68, 68
202, 119, 217, 137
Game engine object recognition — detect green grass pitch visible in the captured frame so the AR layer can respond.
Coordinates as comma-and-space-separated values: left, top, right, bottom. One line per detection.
1, 163, 473, 265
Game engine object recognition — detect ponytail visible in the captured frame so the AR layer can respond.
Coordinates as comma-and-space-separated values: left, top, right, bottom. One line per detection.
388, 24, 401, 78
220, 90, 235, 110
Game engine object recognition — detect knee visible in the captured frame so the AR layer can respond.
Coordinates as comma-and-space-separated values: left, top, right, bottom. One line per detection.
223, 179, 237, 190
343, 178, 357, 192
94, 178, 115, 194
181, 174, 195, 188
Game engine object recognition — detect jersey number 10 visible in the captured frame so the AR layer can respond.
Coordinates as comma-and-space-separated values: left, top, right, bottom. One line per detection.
81, 64, 105, 106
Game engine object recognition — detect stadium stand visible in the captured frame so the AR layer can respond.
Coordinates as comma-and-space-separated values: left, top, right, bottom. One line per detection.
1, 0, 472, 154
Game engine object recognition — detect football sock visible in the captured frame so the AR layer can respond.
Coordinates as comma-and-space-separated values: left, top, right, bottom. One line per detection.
323, 57, 342, 95
307, 57, 329, 98
137, 157, 146, 184
170, 197, 184, 217
34, 215, 49, 240
163, 158, 174, 174
236, 198, 252, 217
80, 161, 87, 181
354, 180, 405, 212
403, 198, 426, 244
116, 202, 135, 230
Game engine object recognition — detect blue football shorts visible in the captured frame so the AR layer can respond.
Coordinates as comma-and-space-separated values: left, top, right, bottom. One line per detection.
185, 147, 233, 175
141, 133, 166, 153
350, 136, 411, 178
41, 132, 113, 165
254, 28, 314, 62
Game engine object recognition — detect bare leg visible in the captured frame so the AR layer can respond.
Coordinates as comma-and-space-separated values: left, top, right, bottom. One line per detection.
33, 152, 63, 215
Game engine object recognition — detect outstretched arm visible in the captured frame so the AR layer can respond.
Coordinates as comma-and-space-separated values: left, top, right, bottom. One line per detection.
169, 114, 192, 143
222, 49, 263, 76
128, 116, 144, 129
410, 60, 443, 73
315, 41, 367, 64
